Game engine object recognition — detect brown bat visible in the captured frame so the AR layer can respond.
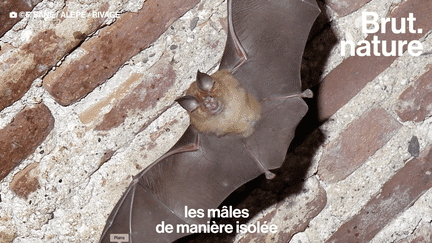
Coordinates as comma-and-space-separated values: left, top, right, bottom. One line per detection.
99, 0, 320, 242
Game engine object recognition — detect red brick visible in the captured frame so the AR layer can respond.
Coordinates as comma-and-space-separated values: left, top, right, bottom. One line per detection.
236, 178, 327, 243
94, 61, 176, 131
317, 0, 432, 121
325, 145, 432, 243
43, 0, 199, 106
0, 11, 105, 112
318, 107, 401, 183
396, 66, 432, 122
327, 0, 371, 17
9, 163, 40, 199
0, 103, 54, 181
0, 0, 42, 37
78, 72, 144, 126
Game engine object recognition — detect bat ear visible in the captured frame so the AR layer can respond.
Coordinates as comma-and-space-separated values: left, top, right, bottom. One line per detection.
176, 95, 200, 112
196, 71, 214, 92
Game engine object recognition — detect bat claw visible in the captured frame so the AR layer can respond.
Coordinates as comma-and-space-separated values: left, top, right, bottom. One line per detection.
301, 89, 313, 98
265, 171, 275, 180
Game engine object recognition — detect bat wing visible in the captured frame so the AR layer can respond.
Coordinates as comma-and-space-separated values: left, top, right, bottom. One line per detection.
244, 97, 308, 171
99, 126, 263, 243
219, 0, 321, 101
219, 0, 319, 176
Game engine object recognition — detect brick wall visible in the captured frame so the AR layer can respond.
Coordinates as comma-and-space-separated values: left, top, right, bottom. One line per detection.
1, 0, 432, 242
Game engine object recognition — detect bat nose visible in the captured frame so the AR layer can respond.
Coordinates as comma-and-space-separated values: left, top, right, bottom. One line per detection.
203, 96, 222, 114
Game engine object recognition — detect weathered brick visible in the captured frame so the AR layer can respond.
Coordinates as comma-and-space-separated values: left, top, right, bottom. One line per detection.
0, 0, 42, 37
397, 221, 432, 243
78, 60, 176, 131
236, 178, 327, 243
318, 106, 401, 183
325, 145, 432, 243
0, 6, 106, 112
9, 163, 40, 199
396, 66, 432, 122
43, 0, 199, 106
0, 104, 54, 181
0, 231, 16, 243
327, 0, 371, 17
78, 72, 145, 126
317, 0, 432, 121
181, 177, 326, 243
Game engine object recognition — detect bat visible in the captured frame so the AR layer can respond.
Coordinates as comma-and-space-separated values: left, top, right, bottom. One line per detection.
99, 0, 320, 242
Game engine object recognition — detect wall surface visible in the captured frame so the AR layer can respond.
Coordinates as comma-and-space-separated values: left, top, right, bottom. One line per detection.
1, 0, 432, 242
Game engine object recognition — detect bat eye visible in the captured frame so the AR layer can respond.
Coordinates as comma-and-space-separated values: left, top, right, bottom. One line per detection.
196, 71, 214, 92
176, 95, 199, 112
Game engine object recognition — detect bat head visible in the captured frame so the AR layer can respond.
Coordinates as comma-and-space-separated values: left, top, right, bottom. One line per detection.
177, 70, 261, 137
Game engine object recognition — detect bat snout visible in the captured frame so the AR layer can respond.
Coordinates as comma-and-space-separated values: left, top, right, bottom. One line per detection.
203, 96, 223, 115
